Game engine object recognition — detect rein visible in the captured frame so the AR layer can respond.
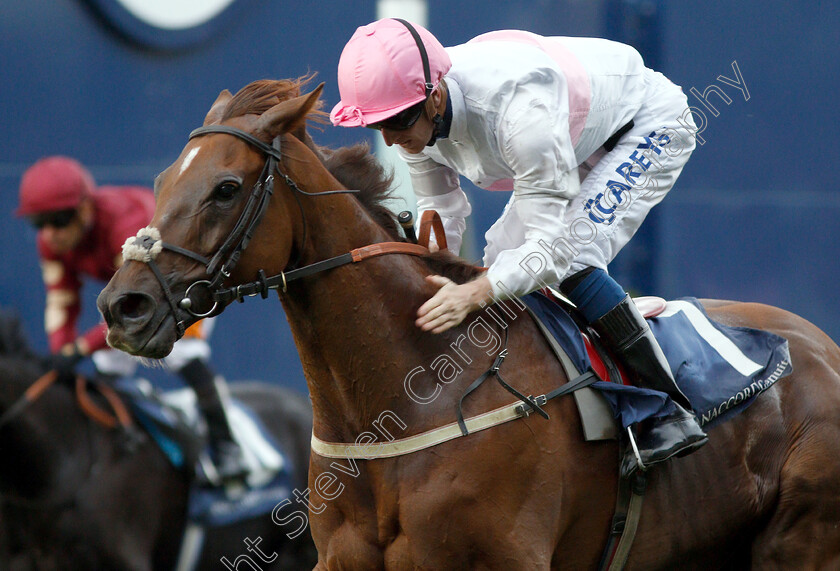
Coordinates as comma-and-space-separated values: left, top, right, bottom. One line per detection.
0, 370, 133, 432
123, 125, 428, 340
0, 371, 101, 512
0, 370, 59, 429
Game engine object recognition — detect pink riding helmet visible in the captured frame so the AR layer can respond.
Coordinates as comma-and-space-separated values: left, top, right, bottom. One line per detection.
330, 19, 452, 128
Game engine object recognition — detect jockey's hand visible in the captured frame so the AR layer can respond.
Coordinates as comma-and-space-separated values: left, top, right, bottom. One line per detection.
46, 343, 84, 381
416, 274, 494, 334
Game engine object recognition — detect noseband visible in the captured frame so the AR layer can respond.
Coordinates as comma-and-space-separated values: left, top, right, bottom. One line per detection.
123, 125, 427, 339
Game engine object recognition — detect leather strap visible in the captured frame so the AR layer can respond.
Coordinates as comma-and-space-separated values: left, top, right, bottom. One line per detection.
600, 472, 647, 571
190, 125, 282, 161
417, 210, 448, 251
214, 241, 430, 302
0, 370, 59, 429
312, 399, 533, 459
350, 242, 429, 262
312, 369, 598, 460
75, 377, 133, 430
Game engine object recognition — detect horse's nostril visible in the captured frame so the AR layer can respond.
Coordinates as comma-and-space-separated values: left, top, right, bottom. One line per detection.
112, 292, 156, 326
119, 294, 146, 318
101, 305, 114, 328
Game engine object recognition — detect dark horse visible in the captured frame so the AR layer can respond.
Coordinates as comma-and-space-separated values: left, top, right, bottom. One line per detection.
97, 78, 840, 569
0, 312, 316, 570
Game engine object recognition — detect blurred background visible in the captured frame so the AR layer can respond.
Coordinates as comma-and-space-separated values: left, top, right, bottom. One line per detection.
2, 0, 837, 394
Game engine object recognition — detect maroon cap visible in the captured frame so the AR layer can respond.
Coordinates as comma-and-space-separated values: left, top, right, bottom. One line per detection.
16, 156, 95, 217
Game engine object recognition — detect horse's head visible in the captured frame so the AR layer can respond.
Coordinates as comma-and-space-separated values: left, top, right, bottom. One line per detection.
98, 79, 328, 358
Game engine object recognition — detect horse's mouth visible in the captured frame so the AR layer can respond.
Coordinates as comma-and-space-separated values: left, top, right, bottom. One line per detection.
107, 313, 178, 359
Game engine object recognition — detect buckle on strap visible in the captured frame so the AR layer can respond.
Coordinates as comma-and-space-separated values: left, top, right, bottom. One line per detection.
491, 348, 508, 372
626, 425, 647, 473
514, 394, 548, 417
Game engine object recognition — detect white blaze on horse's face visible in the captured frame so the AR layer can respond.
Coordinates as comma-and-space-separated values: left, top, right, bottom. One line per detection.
178, 146, 201, 178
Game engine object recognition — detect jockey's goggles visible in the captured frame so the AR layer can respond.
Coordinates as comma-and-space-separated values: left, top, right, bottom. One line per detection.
30, 208, 77, 230
365, 97, 428, 131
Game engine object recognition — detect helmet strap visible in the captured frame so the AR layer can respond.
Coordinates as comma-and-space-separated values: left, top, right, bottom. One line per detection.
393, 18, 434, 98
426, 81, 450, 146
426, 112, 444, 147
390, 19, 447, 146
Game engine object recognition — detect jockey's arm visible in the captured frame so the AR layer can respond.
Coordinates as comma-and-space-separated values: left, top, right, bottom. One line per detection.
41, 257, 109, 357
41, 257, 83, 354
484, 102, 581, 300
400, 151, 471, 256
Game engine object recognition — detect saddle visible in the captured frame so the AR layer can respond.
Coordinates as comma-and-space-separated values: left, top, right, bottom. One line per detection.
523, 289, 793, 440
529, 289, 668, 442
82, 378, 296, 570
107, 378, 201, 468
111, 378, 288, 487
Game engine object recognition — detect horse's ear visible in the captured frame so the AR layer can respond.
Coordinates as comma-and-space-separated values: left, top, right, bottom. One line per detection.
204, 89, 233, 126
256, 83, 325, 139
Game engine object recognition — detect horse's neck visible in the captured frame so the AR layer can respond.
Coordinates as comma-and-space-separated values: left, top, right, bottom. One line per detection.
0, 361, 88, 501
281, 201, 456, 439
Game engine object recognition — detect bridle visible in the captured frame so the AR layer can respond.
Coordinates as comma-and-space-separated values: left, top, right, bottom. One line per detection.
123, 124, 429, 339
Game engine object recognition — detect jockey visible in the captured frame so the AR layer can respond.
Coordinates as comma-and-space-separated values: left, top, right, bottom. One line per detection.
16, 156, 248, 482
331, 19, 707, 475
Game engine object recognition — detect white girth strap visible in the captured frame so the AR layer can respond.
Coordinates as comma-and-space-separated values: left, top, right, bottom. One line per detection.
311, 399, 531, 459
122, 226, 163, 263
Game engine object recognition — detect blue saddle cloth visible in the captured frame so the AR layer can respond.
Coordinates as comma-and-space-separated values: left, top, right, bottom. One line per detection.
113, 380, 294, 528
521, 293, 793, 429
186, 469, 293, 528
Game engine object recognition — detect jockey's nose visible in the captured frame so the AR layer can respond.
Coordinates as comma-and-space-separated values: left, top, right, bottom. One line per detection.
97, 289, 157, 332
380, 129, 396, 147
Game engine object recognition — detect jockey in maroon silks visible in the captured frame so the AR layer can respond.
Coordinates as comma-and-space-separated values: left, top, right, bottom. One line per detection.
16, 156, 247, 482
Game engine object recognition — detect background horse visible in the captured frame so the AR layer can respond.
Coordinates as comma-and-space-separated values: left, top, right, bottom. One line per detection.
98, 78, 840, 570
0, 311, 316, 570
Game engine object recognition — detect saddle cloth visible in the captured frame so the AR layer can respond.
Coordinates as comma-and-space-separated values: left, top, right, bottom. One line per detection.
522, 292, 793, 430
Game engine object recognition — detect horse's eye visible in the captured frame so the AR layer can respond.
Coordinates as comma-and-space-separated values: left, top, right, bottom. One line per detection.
214, 182, 240, 201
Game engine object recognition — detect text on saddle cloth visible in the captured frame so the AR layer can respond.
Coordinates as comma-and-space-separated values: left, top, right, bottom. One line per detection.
650, 299, 792, 427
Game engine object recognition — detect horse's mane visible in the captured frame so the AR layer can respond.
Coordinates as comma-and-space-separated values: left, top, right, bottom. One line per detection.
221, 75, 328, 123
223, 78, 483, 284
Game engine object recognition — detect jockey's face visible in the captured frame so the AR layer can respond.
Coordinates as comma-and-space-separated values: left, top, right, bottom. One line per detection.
379, 86, 445, 154
35, 199, 93, 255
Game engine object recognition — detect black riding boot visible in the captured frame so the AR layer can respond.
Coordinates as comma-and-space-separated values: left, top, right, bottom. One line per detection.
592, 295, 708, 476
179, 358, 248, 483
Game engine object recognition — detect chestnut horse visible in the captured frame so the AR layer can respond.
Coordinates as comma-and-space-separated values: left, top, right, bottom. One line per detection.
98, 79, 840, 570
